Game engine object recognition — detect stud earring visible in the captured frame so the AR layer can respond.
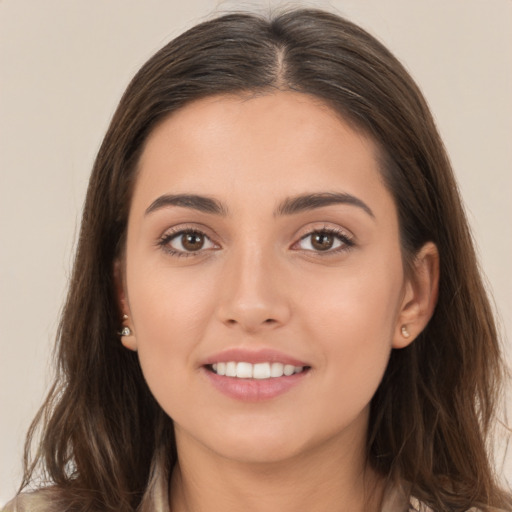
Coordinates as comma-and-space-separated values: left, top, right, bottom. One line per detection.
119, 326, 132, 337
119, 315, 132, 337
401, 325, 411, 338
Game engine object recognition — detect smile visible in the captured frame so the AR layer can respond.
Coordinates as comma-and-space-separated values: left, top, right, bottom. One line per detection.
210, 361, 306, 379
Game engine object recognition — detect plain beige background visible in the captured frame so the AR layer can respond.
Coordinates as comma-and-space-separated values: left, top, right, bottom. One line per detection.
1, 0, 511, 505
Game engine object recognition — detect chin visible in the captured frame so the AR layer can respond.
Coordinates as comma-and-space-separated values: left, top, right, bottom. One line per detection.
214, 437, 309, 465
176, 418, 311, 465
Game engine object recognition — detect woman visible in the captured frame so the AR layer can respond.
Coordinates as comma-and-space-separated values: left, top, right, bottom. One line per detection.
6, 8, 511, 512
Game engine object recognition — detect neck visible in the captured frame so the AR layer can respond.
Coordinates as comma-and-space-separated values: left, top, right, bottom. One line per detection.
169, 431, 385, 512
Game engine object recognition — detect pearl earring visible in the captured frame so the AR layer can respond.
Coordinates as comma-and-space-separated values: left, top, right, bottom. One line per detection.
401, 325, 411, 338
119, 314, 132, 336
119, 326, 132, 336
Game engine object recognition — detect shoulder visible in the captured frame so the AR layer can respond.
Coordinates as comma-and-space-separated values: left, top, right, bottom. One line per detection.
3, 489, 59, 512
382, 484, 509, 512
467, 508, 512, 512
410, 497, 509, 512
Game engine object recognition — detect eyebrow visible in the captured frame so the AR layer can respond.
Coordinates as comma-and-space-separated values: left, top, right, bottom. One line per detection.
275, 192, 375, 219
145, 194, 228, 216
144, 192, 374, 219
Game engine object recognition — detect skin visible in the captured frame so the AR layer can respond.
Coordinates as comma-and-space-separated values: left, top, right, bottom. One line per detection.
117, 91, 439, 512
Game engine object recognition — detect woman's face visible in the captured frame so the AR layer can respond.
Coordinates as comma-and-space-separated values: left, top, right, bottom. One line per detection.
121, 92, 415, 464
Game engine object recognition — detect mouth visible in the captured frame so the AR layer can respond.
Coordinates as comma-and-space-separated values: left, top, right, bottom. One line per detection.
201, 349, 311, 400
207, 361, 310, 379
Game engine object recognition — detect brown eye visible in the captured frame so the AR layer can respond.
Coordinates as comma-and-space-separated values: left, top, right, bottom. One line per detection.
296, 229, 352, 253
165, 230, 216, 254
311, 232, 335, 251
181, 232, 205, 251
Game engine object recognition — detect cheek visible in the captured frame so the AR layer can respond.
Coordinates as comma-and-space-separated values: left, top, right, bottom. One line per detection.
128, 257, 219, 335
297, 257, 403, 401
299, 254, 403, 337
125, 263, 219, 401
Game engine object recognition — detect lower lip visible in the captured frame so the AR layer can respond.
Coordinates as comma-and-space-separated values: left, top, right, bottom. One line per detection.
202, 367, 309, 401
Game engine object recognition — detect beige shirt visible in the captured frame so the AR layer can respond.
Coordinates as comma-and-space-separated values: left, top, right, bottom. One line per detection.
5, 487, 409, 512
5, 486, 497, 512
3, 467, 501, 512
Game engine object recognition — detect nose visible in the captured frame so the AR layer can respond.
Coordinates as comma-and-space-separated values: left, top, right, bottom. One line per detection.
216, 245, 292, 333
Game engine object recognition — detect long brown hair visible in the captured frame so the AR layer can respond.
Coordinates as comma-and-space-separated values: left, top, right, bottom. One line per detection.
19, 8, 510, 511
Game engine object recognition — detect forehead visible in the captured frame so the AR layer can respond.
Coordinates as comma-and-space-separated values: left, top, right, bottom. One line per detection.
133, 91, 390, 215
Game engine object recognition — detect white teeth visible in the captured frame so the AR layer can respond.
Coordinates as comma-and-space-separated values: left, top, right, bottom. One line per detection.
236, 362, 253, 378
283, 364, 295, 376
210, 361, 306, 379
226, 361, 237, 377
270, 362, 284, 377
253, 363, 271, 379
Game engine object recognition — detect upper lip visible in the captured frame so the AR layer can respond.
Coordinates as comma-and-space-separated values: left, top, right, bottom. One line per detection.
201, 348, 309, 367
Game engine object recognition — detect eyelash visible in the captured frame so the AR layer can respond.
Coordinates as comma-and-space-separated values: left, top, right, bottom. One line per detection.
157, 227, 217, 258
157, 226, 354, 258
294, 227, 355, 255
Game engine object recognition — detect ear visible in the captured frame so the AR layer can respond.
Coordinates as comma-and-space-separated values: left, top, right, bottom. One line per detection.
114, 259, 137, 352
393, 242, 439, 349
